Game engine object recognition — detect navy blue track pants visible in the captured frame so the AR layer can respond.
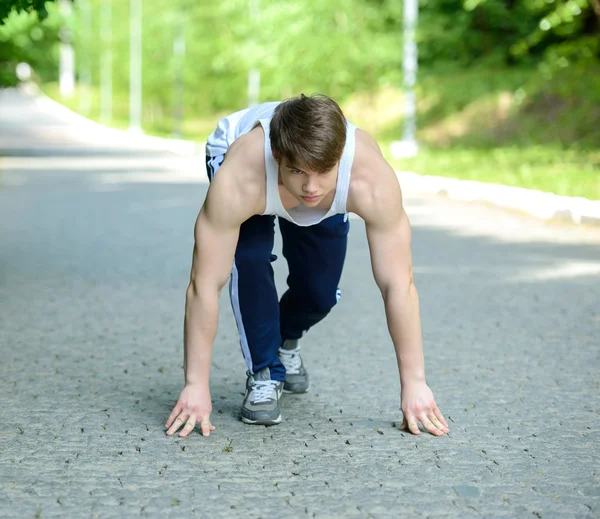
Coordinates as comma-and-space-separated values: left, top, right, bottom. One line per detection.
206, 155, 349, 382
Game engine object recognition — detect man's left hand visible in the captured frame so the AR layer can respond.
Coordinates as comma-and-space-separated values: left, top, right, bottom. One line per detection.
399, 380, 450, 436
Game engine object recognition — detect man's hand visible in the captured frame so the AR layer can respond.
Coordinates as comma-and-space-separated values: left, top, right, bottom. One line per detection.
165, 384, 215, 437
399, 380, 450, 436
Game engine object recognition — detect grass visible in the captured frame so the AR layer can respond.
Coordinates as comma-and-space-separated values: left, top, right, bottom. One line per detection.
370, 63, 600, 149
346, 63, 600, 200
38, 62, 600, 200
385, 146, 600, 200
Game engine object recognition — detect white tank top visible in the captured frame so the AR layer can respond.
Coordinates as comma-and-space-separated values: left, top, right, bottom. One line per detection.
206, 102, 281, 157
206, 102, 356, 227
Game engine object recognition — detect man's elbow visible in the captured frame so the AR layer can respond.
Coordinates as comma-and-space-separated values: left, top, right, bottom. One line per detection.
186, 275, 227, 302
379, 268, 417, 300
186, 280, 199, 301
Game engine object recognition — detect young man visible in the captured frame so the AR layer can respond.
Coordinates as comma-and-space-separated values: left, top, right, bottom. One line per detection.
165, 94, 449, 438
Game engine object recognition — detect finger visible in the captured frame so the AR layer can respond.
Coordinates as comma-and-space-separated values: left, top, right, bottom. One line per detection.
421, 415, 445, 436
178, 415, 197, 437
400, 415, 420, 435
166, 412, 188, 436
165, 404, 183, 428
398, 416, 408, 430
200, 417, 213, 437
166, 415, 185, 436
434, 407, 450, 428
429, 413, 450, 432
408, 420, 420, 435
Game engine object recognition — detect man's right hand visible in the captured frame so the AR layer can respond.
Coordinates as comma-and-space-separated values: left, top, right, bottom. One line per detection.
165, 384, 215, 437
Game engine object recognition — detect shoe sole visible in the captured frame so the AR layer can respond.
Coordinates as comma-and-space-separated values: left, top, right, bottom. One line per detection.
241, 414, 282, 425
283, 387, 309, 394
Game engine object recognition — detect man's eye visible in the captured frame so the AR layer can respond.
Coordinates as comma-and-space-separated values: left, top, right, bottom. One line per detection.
291, 169, 302, 174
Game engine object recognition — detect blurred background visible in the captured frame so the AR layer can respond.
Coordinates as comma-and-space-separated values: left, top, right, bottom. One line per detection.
1, 0, 599, 199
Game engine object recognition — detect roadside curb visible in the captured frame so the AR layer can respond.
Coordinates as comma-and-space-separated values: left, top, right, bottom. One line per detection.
21, 84, 599, 227
396, 171, 600, 227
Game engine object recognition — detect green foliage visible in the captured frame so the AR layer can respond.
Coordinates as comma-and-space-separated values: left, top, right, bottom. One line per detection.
416, 0, 599, 67
3, 0, 598, 96
0, 0, 56, 24
0, 3, 61, 85
508, 0, 600, 68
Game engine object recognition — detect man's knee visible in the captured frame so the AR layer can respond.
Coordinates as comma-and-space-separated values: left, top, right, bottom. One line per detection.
304, 286, 341, 316
235, 245, 273, 270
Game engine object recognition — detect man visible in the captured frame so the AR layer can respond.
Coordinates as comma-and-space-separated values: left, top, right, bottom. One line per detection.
165, 94, 449, 438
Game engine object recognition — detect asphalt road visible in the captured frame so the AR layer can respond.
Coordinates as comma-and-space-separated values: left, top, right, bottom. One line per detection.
1, 87, 599, 518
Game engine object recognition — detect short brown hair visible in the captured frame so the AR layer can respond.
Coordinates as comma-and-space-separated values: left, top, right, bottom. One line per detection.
270, 93, 347, 173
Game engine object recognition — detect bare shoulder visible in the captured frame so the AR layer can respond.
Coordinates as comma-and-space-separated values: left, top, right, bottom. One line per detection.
203, 126, 267, 227
347, 129, 404, 226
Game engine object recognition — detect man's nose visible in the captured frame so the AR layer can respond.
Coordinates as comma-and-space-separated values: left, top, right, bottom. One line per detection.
304, 177, 317, 193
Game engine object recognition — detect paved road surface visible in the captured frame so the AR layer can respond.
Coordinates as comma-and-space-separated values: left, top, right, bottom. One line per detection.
1, 87, 599, 518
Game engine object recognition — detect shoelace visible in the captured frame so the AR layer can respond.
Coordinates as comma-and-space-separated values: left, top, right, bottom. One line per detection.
252, 380, 280, 403
278, 348, 302, 374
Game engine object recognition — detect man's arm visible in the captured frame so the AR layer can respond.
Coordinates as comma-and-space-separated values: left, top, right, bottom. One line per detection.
350, 146, 449, 436
166, 145, 262, 437
366, 198, 425, 383
183, 199, 240, 387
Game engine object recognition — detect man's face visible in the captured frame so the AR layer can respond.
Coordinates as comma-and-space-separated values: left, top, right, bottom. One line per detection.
277, 156, 339, 207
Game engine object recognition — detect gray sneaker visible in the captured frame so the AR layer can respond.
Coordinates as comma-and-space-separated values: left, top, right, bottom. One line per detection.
278, 339, 309, 394
241, 367, 283, 425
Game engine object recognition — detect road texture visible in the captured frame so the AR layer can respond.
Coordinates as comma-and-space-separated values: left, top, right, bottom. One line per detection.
1, 87, 599, 518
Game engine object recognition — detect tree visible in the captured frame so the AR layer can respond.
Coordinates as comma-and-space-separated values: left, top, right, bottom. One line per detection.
0, 2, 61, 86
0, 0, 56, 25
